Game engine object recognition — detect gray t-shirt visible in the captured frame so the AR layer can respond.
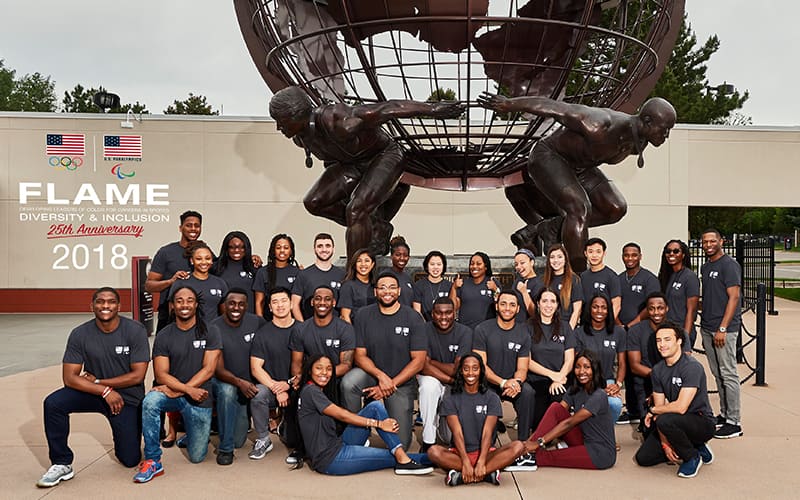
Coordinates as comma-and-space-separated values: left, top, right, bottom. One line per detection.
529, 322, 576, 382
700, 255, 742, 332
617, 268, 660, 324
337, 279, 376, 325
563, 388, 616, 469
581, 266, 621, 302
626, 321, 658, 368
456, 277, 499, 329
412, 277, 452, 321
355, 304, 426, 383
210, 313, 265, 382
250, 321, 298, 381
152, 323, 222, 408
252, 265, 300, 295
440, 390, 503, 452
513, 276, 544, 323
297, 384, 341, 473
168, 274, 228, 322
665, 267, 700, 335
473, 319, 531, 381
214, 260, 256, 313
538, 274, 583, 323
575, 326, 626, 381
425, 322, 473, 364
289, 317, 356, 364
62, 317, 150, 406
150, 241, 190, 307
291, 264, 345, 320
652, 354, 714, 421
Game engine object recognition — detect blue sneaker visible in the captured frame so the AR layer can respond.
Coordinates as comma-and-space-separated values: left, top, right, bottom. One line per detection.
697, 443, 714, 464
677, 454, 702, 478
133, 459, 164, 483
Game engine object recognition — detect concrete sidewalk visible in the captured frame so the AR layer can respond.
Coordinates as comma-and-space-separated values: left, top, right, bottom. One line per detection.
2, 299, 799, 500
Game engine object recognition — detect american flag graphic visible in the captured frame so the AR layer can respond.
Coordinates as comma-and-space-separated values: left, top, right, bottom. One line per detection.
46, 134, 85, 156
104, 135, 142, 158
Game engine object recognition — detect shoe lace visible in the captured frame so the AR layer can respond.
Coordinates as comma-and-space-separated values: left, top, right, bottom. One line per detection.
138, 460, 154, 473
254, 438, 267, 450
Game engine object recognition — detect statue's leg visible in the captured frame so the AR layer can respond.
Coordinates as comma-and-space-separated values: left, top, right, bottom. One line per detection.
345, 147, 405, 261
580, 168, 628, 227
528, 144, 591, 272
302, 162, 361, 227
370, 183, 410, 256
505, 177, 561, 253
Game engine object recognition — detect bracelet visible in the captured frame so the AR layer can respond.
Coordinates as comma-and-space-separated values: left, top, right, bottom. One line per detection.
500, 379, 507, 389
101, 386, 113, 399
661, 443, 670, 451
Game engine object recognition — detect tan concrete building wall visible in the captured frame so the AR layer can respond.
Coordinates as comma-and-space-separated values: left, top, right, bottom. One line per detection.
2, 114, 799, 292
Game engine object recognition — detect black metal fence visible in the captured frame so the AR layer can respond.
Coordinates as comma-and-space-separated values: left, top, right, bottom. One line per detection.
688, 236, 776, 315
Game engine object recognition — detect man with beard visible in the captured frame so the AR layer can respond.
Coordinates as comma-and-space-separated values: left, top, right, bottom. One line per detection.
145, 210, 203, 331
284, 285, 356, 464
472, 290, 536, 471
249, 288, 301, 460
291, 233, 346, 321
210, 289, 266, 465
341, 272, 427, 449
135, 286, 222, 482
38, 287, 149, 488
418, 297, 473, 452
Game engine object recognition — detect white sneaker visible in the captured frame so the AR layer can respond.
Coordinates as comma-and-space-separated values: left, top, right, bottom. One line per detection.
37, 464, 74, 488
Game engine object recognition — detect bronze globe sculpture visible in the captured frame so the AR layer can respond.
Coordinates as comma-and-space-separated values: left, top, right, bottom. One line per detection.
235, 0, 683, 265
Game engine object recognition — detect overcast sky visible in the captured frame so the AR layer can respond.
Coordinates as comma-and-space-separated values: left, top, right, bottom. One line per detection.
0, 1, 793, 125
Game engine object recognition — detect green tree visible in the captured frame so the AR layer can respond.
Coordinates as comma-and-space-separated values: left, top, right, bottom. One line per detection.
164, 93, 219, 115
1, 65, 57, 112
426, 88, 456, 102
649, 16, 749, 125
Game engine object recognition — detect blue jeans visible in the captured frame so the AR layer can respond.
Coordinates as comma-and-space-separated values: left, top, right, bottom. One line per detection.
212, 379, 250, 452
606, 379, 623, 423
43, 387, 141, 467
142, 391, 212, 463
322, 401, 429, 475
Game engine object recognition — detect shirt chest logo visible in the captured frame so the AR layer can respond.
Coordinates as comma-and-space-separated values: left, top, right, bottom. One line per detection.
709, 271, 719, 279
325, 338, 341, 347
672, 282, 683, 290
437, 291, 447, 298
480, 289, 489, 296
287, 276, 296, 283
240, 271, 254, 279
330, 281, 341, 289
448, 344, 459, 353
507, 342, 521, 352
192, 339, 207, 349
114, 345, 130, 355
244, 333, 255, 343
603, 339, 617, 349
593, 282, 607, 291
209, 288, 222, 296
394, 326, 410, 336
630, 284, 643, 293
475, 404, 488, 415
671, 376, 683, 387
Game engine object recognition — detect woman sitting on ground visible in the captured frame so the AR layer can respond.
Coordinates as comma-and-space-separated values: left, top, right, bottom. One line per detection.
297, 354, 433, 476
428, 353, 525, 486
520, 349, 616, 471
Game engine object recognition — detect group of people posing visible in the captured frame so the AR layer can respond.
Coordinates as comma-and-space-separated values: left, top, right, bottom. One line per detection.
37, 210, 743, 489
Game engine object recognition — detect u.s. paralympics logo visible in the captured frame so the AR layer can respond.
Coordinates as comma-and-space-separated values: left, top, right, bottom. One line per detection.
110, 163, 135, 179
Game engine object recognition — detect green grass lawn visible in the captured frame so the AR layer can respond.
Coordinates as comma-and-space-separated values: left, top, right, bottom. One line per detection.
775, 288, 800, 302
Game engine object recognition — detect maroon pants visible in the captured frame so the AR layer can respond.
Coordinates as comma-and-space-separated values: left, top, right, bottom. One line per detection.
530, 402, 597, 469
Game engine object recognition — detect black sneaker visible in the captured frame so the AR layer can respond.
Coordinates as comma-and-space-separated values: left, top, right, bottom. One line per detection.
216, 451, 234, 466
616, 411, 640, 425
394, 460, 433, 475
715, 415, 726, 429
504, 453, 537, 472
697, 443, 714, 464
714, 423, 742, 439
285, 449, 303, 464
445, 469, 463, 486
484, 470, 501, 485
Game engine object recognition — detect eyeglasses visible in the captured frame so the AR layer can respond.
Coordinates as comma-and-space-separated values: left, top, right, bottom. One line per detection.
664, 248, 681, 255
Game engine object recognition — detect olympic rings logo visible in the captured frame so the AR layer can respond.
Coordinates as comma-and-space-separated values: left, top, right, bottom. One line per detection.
48, 156, 84, 171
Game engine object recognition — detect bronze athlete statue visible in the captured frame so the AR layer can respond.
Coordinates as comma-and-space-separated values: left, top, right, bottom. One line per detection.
477, 92, 676, 272
270, 86, 465, 260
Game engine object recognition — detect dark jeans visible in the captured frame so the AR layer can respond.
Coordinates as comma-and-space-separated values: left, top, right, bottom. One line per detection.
490, 381, 535, 440
43, 387, 141, 467
635, 413, 715, 466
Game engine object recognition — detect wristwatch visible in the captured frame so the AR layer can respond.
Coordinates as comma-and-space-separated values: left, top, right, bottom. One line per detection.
537, 437, 546, 449
93, 378, 100, 384
718, 326, 727, 333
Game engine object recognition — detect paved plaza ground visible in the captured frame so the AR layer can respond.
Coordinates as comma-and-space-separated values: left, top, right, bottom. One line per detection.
2, 298, 798, 499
